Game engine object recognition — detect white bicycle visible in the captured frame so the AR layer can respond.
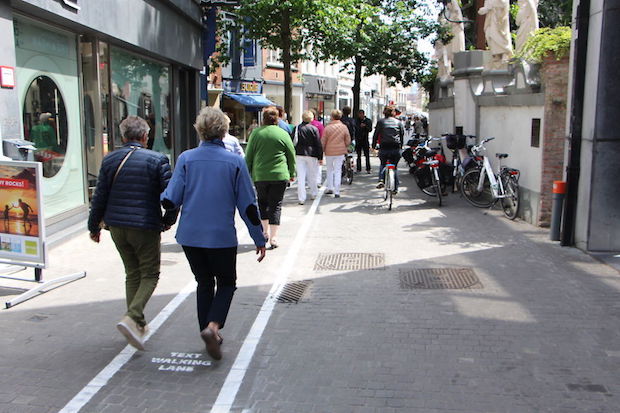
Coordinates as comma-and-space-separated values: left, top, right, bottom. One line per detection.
460, 137, 521, 220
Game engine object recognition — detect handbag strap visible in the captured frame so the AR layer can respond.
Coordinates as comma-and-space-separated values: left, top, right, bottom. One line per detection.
112, 147, 138, 185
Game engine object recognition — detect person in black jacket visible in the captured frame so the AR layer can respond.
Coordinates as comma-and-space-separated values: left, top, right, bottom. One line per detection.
372, 106, 404, 193
340, 106, 357, 144
293, 110, 323, 204
88, 115, 177, 351
355, 109, 373, 173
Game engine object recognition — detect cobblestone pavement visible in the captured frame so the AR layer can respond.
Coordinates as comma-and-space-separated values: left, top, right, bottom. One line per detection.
1, 157, 619, 413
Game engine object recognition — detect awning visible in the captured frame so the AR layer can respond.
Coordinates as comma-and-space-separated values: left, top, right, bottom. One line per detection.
224, 93, 275, 109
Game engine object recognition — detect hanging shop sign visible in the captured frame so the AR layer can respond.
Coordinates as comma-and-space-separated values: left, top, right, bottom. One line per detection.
303, 75, 337, 96
0, 160, 46, 267
223, 80, 262, 94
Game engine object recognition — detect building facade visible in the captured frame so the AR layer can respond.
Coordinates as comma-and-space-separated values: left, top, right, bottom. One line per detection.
0, 0, 202, 237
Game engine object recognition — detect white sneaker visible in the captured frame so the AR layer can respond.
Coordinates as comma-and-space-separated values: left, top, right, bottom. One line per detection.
117, 316, 145, 350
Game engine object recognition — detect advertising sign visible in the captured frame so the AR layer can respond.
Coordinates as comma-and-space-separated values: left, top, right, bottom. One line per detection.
0, 160, 46, 267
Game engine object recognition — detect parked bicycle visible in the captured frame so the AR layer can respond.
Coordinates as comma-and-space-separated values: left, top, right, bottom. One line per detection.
403, 136, 451, 206
460, 137, 521, 219
341, 151, 355, 185
443, 134, 480, 193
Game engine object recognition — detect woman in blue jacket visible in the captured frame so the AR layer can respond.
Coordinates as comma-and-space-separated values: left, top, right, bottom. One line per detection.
161, 107, 266, 360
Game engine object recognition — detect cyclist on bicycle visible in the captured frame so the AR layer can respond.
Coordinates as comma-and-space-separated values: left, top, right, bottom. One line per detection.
372, 105, 404, 193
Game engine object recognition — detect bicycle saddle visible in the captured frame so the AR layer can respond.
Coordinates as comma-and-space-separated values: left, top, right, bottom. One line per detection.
496, 153, 509, 159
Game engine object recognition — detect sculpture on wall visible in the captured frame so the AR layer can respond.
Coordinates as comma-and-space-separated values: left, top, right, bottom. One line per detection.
478, 0, 514, 68
446, 0, 466, 63
435, 12, 452, 81
516, 0, 539, 54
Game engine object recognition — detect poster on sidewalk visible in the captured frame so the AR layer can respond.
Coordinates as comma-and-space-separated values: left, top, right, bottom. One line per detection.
0, 160, 46, 267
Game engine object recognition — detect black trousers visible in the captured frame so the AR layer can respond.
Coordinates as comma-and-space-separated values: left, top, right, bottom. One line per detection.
182, 246, 237, 331
255, 180, 287, 225
355, 138, 371, 172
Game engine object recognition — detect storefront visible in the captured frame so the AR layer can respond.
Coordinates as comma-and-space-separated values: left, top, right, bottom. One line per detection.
0, 0, 202, 237
303, 74, 337, 124
221, 80, 274, 141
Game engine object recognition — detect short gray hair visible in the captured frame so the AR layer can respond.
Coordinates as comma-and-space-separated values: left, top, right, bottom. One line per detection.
302, 110, 314, 123
331, 109, 342, 120
120, 116, 150, 141
194, 107, 229, 141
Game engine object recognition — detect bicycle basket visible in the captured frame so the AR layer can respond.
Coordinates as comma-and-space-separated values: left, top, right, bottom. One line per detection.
445, 134, 466, 150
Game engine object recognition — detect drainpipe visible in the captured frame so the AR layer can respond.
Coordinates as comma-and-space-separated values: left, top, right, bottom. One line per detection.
561, 0, 590, 246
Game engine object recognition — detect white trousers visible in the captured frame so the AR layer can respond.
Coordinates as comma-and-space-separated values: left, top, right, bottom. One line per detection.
296, 156, 319, 202
325, 155, 344, 195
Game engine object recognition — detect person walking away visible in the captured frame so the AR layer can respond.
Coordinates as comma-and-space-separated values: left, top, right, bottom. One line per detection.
161, 107, 266, 360
372, 106, 404, 193
341, 106, 357, 145
245, 107, 296, 249
321, 109, 351, 198
222, 115, 244, 157
88, 116, 177, 351
355, 110, 373, 173
310, 109, 325, 186
275, 105, 293, 135
293, 111, 323, 205
414, 116, 425, 137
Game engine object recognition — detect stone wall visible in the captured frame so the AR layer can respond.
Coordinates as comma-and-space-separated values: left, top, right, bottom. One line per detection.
538, 56, 569, 226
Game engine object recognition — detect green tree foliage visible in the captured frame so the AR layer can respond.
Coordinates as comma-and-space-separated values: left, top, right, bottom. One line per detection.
214, 0, 334, 118
313, 0, 438, 113
516, 26, 572, 63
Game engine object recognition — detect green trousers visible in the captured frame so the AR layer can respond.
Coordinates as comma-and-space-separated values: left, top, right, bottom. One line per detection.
109, 226, 161, 327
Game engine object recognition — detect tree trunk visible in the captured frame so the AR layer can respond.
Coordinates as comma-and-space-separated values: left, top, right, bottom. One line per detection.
281, 8, 293, 122
475, 0, 486, 50
352, 55, 362, 115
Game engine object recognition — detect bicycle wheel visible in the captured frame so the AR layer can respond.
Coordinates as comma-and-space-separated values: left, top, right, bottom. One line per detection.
386, 168, 395, 210
346, 160, 354, 185
433, 168, 442, 207
461, 168, 494, 208
500, 175, 520, 219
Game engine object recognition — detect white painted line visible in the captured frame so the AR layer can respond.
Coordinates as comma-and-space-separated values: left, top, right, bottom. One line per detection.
210, 187, 325, 413
58, 281, 196, 413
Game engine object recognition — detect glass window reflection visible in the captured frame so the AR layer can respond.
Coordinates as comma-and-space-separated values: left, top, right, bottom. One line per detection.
22, 76, 68, 178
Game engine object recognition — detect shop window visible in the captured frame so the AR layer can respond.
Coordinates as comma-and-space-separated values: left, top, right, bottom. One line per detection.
110, 48, 171, 157
22, 76, 68, 178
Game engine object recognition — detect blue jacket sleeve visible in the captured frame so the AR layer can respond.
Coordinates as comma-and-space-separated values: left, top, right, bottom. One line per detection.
160, 154, 186, 209
234, 160, 266, 247
87, 161, 111, 233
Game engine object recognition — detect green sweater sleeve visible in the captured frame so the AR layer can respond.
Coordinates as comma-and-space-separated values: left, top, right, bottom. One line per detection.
283, 134, 296, 178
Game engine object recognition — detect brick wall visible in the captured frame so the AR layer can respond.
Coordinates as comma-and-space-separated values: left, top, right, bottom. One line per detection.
539, 55, 570, 226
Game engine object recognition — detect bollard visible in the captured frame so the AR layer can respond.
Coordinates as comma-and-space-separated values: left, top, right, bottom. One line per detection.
550, 181, 566, 241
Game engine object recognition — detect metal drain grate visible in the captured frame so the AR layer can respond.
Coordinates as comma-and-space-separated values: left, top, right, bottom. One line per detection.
275, 280, 312, 303
314, 253, 385, 271
399, 268, 482, 289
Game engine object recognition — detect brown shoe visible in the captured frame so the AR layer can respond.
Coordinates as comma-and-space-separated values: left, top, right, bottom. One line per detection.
117, 316, 145, 351
200, 327, 222, 360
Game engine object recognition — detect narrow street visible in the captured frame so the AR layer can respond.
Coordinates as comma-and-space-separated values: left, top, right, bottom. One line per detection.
1, 157, 619, 413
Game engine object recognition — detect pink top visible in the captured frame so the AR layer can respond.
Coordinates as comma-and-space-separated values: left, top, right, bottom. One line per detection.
310, 119, 325, 137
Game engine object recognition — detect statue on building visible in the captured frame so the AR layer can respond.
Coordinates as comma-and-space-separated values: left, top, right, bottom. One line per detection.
435, 12, 452, 81
516, 0, 539, 54
478, 0, 514, 68
446, 0, 466, 61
